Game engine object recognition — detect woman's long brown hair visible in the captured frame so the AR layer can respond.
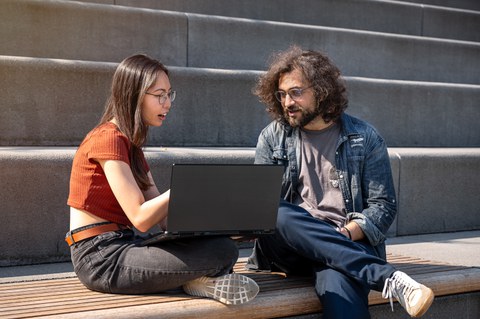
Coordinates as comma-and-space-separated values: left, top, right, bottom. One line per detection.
99, 54, 169, 190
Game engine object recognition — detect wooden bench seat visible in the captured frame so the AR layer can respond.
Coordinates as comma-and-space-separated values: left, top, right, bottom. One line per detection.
1, 254, 479, 319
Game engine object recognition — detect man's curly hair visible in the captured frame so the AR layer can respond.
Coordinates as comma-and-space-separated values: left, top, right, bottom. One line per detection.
254, 46, 348, 124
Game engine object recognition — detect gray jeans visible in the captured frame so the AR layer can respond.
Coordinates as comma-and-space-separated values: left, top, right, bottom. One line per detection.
70, 228, 238, 294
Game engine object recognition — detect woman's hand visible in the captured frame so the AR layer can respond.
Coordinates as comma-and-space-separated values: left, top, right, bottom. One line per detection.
158, 217, 168, 231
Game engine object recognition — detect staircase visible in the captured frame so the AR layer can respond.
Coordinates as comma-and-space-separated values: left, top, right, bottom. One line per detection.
1, 0, 479, 270
1, 1, 479, 318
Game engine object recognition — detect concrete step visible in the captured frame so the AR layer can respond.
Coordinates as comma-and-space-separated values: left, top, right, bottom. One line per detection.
0, 146, 479, 266
79, 0, 480, 42
180, 14, 480, 84
1, 55, 479, 147
0, 147, 254, 266
395, 0, 480, 12
393, 148, 480, 236
2, 0, 480, 84
385, 230, 480, 267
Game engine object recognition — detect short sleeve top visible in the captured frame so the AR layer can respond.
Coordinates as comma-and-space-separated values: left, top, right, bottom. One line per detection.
67, 122, 149, 226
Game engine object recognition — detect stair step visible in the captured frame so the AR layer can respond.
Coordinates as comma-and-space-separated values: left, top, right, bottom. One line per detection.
1, 55, 479, 147
395, 0, 480, 12
0, 146, 479, 265
1, 0, 479, 84
76, 0, 480, 42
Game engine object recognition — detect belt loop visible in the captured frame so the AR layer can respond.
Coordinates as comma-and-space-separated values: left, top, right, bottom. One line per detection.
66, 231, 75, 246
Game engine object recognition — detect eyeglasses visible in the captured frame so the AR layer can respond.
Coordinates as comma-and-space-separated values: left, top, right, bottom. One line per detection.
274, 86, 312, 103
145, 90, 176, 104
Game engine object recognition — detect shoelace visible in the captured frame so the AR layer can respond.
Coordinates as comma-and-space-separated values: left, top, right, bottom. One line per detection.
382, 272, 418, 312
382, 277, 396, 311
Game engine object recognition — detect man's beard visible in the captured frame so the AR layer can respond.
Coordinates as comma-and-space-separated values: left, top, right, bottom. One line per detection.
285, 105, 322, 128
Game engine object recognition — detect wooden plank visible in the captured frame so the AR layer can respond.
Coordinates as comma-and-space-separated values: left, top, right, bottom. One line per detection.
16, 287, 323, 319
0, 254, 479, 319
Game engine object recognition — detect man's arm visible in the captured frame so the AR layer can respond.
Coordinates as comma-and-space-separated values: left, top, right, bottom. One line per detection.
347, 138, 397, 246
254, 124, 278, 165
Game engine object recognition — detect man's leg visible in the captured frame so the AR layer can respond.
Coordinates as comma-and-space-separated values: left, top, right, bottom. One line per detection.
250, 200, 434, 317
275, 200, 395, 291
248, 230, 312, 275
314, 266, 371, 319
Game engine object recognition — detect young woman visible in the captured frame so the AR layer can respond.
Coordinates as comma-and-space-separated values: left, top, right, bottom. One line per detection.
66, 54, 258, 305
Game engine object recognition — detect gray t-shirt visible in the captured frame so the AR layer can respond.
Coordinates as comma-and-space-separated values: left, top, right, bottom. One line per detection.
294, 123, 346, 227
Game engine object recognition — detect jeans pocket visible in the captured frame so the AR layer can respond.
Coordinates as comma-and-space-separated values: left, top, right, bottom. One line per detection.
70, 245, 88, 274
93, 230, 132, 259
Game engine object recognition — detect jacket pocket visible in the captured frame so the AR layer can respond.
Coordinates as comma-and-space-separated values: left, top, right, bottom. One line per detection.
272, 148, 288, 164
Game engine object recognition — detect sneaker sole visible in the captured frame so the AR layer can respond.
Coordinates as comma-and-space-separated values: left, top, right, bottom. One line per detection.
412, 287, 435, 318
183, 273, 259, 305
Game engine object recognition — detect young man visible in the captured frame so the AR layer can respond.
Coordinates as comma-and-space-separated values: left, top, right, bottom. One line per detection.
246, 46, 434, 318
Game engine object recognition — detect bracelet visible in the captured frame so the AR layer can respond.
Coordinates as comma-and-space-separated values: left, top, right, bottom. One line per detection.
342, 226, 352, 240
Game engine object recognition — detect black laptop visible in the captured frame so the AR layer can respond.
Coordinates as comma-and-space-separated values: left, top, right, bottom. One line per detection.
141, 164, 284, 245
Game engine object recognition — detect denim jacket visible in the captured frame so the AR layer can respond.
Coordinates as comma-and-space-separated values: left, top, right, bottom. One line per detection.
254, 113, 397, 259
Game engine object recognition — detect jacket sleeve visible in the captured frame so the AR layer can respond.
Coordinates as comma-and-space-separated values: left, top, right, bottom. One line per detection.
347, 136, 397, 246
254, 124, 277, 165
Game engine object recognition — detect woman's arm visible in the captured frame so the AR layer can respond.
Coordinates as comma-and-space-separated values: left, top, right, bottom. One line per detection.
143, 171, 161, 200
99, 159, 169, 232
143, 171, 168, 230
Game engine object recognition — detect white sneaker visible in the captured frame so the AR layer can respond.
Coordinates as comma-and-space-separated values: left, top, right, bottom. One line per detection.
182, 273, 259, 305
382, 271, 434, 317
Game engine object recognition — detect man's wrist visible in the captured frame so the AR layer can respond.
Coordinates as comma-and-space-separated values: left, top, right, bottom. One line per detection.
341, 226, 352, 239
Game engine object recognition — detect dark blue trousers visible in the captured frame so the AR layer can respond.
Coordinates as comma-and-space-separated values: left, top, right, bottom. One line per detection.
247, 200, 396, 319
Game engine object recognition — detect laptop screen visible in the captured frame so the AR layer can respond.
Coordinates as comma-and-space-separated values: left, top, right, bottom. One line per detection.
166, 164, 284, 235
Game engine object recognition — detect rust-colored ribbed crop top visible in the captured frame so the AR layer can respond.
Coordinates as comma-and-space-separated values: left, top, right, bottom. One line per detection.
67, 122, 149, 226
